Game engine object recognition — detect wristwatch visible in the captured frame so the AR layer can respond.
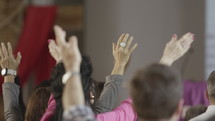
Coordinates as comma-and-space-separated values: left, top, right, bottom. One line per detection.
1, 68, 17, 76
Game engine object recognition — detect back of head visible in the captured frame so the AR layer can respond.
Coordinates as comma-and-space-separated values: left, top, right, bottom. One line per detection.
207, 71, 215, 100
130, 63, 182, 120
185, 105, 207, 121
25, 87, 51, 121
50, 55, 96, 121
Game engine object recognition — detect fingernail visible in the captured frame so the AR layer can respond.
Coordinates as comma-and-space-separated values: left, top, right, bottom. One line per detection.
48, 39, 52, 43
192, 34, 195, 40
172, 34, 176, 38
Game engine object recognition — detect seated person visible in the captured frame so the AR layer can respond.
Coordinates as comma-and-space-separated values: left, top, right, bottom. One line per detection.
129, 33, 194, 121
185, 105, 207, 121
190, 71, 215, 121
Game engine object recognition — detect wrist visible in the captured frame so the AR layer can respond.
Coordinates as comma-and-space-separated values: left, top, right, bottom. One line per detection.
62, 71, 80, 84
4, 75, 15, 83
111, 63, 125, 75
65, 64, 81, 73
159, 56, 173, 66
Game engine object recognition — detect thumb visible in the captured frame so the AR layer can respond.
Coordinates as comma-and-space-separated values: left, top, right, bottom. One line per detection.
16, 52, 22, 64
169, 34, 177, 43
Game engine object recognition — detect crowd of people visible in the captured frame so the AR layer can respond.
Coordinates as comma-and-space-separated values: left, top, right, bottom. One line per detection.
0, 25, 214, 121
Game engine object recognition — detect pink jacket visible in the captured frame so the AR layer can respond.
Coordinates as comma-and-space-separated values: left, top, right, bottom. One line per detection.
40, 94, 56, 121
41, 96, 137, 121
96, 98, 137, 121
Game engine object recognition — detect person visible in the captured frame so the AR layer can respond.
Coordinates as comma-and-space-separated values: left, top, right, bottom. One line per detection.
41, 25, 137, 121
130, 63, 183, 121
0, 42, 53, 121
129, 33, 194, 121
96, 33, 194, 121
0, 42, 23, 121
185, 105, 207, 121
189, 71, 215, 121
51, 25, 96, 121
25, 87, 51, 121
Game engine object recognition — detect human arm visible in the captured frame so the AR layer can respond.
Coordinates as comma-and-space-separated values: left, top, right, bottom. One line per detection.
53, 25, 96, 121
0, 42, 23, 121
160, 33, 194, 66
53, 25, 84, 109
93, 34, 137, 114
48, 39, 62, 64
96, 98, 137, 121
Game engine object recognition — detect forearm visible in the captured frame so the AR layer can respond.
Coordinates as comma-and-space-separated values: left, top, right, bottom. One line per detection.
93, 75, 123, 114
2, 82, 23, 121
111, 62, 125, 75
63, 75, 85, 111
159, 56, 173, 66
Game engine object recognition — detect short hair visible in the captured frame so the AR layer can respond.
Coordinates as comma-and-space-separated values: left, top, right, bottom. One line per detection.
130, 63, 182, 120
185, 105, 207, 121
207, 71, 215, 98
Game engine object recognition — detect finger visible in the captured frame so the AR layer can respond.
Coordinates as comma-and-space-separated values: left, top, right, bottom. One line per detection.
1, 43, 9, 58
169, 34, 177, 43
7, 42, 13, 57
116, 34, 125, 49
0, 46, 3, 60
48, 40, 56, 50
179, 33, 194, 48
112, 43, 116, 53
178, 32, 192, 42
16, 52, 22, 64
54, 25, 66, 48
129, 43, 138, 54
68, 36, 79, 51
122, 33, 129, 43
125, 36, 133, 50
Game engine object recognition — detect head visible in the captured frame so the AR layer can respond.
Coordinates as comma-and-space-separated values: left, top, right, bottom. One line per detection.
25, 87, 51, 121
207, 71, 215, 104
130, 63, 183, 121
50, 55, 96, 121
184, 105, 207, 121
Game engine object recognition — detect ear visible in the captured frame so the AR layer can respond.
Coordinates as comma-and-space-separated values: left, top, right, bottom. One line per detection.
176, 99, 184, 115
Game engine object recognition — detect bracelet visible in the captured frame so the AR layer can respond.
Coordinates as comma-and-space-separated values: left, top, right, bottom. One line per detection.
62, 71, 80, 84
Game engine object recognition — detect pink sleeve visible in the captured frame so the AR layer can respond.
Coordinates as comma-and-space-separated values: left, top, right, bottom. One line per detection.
96, 98, 137, 121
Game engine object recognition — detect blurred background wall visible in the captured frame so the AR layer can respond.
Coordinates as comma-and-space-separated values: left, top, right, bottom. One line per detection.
84, 0, 205, 100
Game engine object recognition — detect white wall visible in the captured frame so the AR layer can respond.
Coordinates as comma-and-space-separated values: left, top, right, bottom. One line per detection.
84, 0, 205, 100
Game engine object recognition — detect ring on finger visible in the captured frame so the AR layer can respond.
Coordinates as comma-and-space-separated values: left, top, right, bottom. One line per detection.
120, 42, 126, 47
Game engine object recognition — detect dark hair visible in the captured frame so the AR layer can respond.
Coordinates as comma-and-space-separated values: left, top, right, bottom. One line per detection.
130, 63, 182, 120
207, 71, 215, 99
185, 105, 207, 121
25, 87, 51, 121
50, 55, 96, 121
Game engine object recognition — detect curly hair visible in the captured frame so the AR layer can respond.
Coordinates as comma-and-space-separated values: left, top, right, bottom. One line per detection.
50, 55, 96, 121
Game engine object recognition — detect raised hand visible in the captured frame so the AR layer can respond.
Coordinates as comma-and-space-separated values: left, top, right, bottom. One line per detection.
48, 39, 62, 63
53, 25, 81, 72
0, 42, 21, 70
111, 33, 138, 75
53, 25, 84, 109
160, 32, 194, 66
